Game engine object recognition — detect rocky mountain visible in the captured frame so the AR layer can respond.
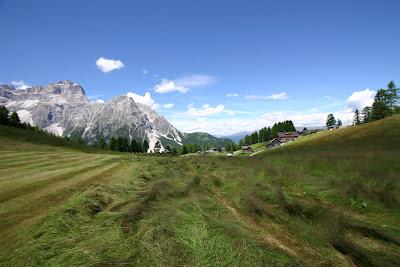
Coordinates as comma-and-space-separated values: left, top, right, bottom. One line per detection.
0, 80, 185, 152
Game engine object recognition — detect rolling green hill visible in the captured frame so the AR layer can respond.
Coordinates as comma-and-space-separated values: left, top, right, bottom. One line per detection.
0, 116, 399, 266
183, 132, 234, 147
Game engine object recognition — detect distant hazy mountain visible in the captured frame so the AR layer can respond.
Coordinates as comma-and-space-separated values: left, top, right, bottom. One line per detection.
0, 80, 231, 152
217, 131, 252, 144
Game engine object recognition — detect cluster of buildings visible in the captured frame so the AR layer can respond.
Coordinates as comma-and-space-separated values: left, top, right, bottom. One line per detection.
267, 131, 299, 149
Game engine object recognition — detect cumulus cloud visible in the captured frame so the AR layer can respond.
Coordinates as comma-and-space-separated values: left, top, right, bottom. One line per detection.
174, 74, 216, 87
172, 109, 353, 136
245, 92, 288, 101
347, 89, 376, 110
154, 79, 189, 93
226, 93, 238, 97
11, 80, 30, 90
153, 74, 216, 94
96, 57, 124, 73
126, 91, 159, 109
162, 103, 174, 109
187, 104, 225, 116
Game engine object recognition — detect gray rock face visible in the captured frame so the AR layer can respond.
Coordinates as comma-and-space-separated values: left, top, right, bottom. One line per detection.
0, 80, 184, 152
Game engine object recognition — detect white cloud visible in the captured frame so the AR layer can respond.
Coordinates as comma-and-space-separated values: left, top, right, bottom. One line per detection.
162, 103, 174, 109
347, 89, 376, 110
127, 91, 159, 109
142, 69, 148, 74
95, 99, 105, 103
154, 79, 189, 94
172, 109, 354, 136
174, 74, 216, 87
260, 110, 353, 127
11, 80, 30, 90
245, 92, 288, 101
153, 74, 216, 94
187, 104, 225, 116
226, 93, 238, 97
96, 57, 124, 73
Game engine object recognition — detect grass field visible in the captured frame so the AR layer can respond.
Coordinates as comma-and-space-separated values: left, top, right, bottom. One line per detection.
1, 116, 400, 266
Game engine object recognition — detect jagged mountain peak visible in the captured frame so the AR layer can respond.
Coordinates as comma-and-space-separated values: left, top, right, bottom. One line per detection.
23, 80, 86, 96
0, 81, 183, 152
1, 80, 231, 152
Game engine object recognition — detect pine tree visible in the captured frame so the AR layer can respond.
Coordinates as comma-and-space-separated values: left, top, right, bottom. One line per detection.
9, 111, 21, 127
362, 106, 372, 123
142, 139, 149, 153
154, 141, 162, 153
130, 139, 138, 152
239, 139, 244, 147
353, 109, 361, 125
387, 81, 399, 112
326, 114, 336, 129
266, 127, 272, 141
182, 145, 188, 155
109, 137, 117, 151
371, 89, 392, 121
98, 138, 106, 149
0, 106, 9, 125
336, 119, 342, 128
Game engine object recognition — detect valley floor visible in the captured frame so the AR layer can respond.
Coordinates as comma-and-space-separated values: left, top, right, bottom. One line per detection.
1, 116, 400, 266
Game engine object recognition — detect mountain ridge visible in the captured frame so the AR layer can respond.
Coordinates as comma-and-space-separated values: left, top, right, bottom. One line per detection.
0, 80, 231, 152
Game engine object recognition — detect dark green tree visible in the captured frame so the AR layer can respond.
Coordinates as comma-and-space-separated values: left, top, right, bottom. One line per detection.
337, 119, 342, 128
109, 137, 117, 151
154, 141, 162, 153
0, 106, 9, 125
9, 111, 21, 127
181, 144, 188, 155
353, 109, 361, 125
387, 81, 399, 112
371, 89, 392, 121
97, 138, 106, 149
362, 106, 372, 123
239, 139, 244, 147
142, 139, 149, 153
326, 114, 336, 129
130, 139, 139, 152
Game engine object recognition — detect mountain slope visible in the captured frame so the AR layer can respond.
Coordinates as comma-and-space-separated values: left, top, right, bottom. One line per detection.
183, 132, 234, 147
0, 81, 185, 152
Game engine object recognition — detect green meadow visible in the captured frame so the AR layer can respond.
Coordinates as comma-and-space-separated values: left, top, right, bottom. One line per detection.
1, 116, 399, 266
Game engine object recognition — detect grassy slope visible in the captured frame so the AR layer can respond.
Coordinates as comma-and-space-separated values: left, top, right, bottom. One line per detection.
0, 116, 399, 266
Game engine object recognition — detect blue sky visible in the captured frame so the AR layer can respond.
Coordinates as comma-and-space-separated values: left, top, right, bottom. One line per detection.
1, 0, 399, 135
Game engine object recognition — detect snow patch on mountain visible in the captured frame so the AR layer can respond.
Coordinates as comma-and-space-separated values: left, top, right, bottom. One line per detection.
45, 123, 64, 136
17, 110, 35, 126
0, 80, 191, 152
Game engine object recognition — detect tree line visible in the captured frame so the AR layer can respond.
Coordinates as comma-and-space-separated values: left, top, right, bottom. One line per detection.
239, 120, 296, 146
0, 105, 155, 153
353, 81, 399, 125
179, 141, 238, 155
0, 106, 94, 149
104, 136, 149, 153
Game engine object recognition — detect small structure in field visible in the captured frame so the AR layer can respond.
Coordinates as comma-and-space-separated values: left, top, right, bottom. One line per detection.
207, 147, 219, 153
267, 138, 282, 148
277, 131, 299, 143
241, 146, 254, 153
226, 153, 233, 157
